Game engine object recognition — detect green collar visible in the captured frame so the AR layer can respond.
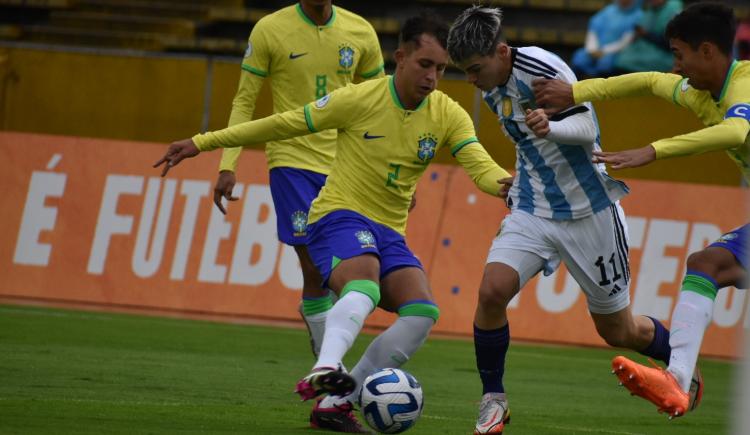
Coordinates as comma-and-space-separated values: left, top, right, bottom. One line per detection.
388, 75, 427, 111
717, 59, 738, 102
296, 3, 336, 28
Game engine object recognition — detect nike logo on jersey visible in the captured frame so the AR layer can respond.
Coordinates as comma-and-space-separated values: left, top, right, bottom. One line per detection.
289, 52, 308, 59
363, 131, 385, 140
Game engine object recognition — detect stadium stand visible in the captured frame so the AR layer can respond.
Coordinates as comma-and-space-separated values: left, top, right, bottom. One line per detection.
0, 0, 747, 65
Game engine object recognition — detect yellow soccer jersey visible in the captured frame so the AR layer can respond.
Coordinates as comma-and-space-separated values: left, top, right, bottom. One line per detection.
194, 76, 511, 235
573, 60, 750, 183
220, 3, 384, 174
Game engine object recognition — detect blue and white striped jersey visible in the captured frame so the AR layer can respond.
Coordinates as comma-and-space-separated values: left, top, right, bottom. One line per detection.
483, 46, 628, 220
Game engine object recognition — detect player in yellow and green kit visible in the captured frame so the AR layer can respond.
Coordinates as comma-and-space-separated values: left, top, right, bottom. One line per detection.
156, 13, 512, 432
215, 0, 384, 374
534, 2, 748, 419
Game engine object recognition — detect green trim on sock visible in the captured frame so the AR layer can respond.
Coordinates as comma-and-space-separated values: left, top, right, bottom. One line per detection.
681, 274, 718, 300
340, 279, 380, 307
302, 294, 333, 316
398, 302, 440, 322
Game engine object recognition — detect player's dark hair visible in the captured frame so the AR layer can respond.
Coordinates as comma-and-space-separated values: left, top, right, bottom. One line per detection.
665, 2, 736, 55
399, 11, 449, 50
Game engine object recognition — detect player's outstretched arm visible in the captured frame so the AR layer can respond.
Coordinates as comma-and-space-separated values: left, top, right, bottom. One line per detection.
534, 72, 681, 114
453, 142, 512, 197
592, 145, 656, 169
194, 107, 313, 152
532, 78, 575, 115
153, 138, 200, 177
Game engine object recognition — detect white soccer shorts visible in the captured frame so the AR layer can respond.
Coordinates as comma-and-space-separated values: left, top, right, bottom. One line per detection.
486, 203, 631, 314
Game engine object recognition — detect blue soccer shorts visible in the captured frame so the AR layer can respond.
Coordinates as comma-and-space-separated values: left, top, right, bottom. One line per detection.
268, 167, 327, 246
306, 209, 423, 285
708, 223, 748, 270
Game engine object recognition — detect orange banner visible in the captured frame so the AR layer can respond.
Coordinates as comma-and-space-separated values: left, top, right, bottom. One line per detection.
1, 132, 746, 358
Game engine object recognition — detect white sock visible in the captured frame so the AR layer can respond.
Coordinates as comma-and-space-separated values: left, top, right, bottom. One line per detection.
303, 311, 327, 358
315, 291, 374, 370
321, 315, 434, 407
667, 290, 714, 391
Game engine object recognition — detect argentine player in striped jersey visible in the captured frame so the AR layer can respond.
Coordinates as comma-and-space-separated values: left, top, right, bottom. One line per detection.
156, 13, 511, 433
448, 6, 674, 434
535, 2, 748, 419
214, 0, 383, 378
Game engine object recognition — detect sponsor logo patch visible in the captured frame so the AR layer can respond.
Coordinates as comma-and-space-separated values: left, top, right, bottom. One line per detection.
315, 94, 331, 108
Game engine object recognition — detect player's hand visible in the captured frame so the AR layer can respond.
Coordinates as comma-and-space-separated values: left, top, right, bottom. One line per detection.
532, 78, 575, 116
409, 191, 417, 212
153, 139, 200, 177
592, 145, 656, 169
497, 176, 514, 200
213, 170, 239, 215
590, 50, 604, 60
525, 109, 550, 138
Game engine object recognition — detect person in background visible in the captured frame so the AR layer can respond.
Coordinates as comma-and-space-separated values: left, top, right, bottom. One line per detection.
615, 0, 682, 73
572, 0, 643, 78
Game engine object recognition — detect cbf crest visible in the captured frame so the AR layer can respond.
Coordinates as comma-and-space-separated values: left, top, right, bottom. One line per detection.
355, 230, 376, 248
417, 133, 438, 163
338, 43, 354, 72
291, 210, 308, 237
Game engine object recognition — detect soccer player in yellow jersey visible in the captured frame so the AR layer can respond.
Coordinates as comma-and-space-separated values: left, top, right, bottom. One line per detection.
155, 13, 511, 432
534, 2, 748, 419
215, 0, 384, 368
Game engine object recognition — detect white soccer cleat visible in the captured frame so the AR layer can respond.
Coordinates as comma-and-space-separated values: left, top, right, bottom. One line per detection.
474, 393, 510, 434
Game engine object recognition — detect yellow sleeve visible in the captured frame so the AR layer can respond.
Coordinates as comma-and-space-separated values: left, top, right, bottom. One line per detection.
651, 76, 750, 159
219, 70, 265, 172
240, 19, 271, 77
446, 103, 511, 195
218, 23, 271, 172
653, 115, 750, 159
454, 143, 512, 196
573, 72, 683, 106
195, 84, 358, 152
302, 85, 357, 133
357, 25, 385, 80
193, 107, 311, 151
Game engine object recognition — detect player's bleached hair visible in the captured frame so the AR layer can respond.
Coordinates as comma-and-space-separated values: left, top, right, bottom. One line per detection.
447, 6, 504, 64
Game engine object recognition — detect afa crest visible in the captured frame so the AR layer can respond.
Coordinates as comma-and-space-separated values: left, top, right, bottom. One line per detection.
417, 133, 438, 163
501, 96, 513, 118
338, 44, 355, 70
291, 210, 308, 236
355, 230, 376, 247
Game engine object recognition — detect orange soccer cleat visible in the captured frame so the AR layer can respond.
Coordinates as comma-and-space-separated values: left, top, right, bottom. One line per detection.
611, 355, 690, 419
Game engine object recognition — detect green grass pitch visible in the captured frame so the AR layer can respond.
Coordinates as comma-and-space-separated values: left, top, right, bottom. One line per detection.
0, 304, 733, 434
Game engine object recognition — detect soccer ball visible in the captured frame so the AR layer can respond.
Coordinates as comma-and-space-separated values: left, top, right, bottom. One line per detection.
359, 368, 423, 434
